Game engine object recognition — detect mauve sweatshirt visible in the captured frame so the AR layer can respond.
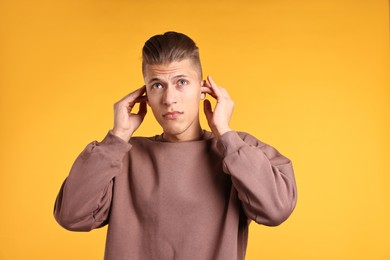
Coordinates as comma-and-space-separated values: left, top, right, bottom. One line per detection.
54, 130, 297, 260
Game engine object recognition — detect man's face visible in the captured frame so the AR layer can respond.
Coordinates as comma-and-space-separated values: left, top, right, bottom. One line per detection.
144, 58, 204, 139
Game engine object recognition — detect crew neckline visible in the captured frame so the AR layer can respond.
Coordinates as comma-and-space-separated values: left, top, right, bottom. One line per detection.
152, 130, 214, 143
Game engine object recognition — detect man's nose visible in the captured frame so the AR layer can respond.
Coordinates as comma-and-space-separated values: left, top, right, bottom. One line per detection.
162, 86, 177, 105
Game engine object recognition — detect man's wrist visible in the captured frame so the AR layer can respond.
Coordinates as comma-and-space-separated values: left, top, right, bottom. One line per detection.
111, 129, 132, 142
214, 127, 232, 140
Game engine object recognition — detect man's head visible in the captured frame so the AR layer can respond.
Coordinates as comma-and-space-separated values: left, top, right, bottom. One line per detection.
142, 31, 203, 79
142, 32, 205, 141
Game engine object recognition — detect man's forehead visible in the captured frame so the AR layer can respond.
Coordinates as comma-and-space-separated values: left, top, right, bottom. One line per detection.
143, 59, 200, 81
147, 62, 186, 74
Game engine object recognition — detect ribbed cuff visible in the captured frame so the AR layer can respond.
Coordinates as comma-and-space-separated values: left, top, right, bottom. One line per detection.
99, 130, 132, 154
216, 131, 247, 156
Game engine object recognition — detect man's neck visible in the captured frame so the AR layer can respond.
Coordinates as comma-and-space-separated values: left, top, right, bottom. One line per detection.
162, 125, 204, 142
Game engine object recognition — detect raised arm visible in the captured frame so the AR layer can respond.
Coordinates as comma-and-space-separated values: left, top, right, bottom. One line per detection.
54, 86, 147, 231
202, 76, 297, 225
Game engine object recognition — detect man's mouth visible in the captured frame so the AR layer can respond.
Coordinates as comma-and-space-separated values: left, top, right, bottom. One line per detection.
163, 111, 184, 120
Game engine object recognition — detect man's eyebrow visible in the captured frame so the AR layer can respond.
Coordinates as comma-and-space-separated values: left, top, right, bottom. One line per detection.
147, 75, 189, 84
172, 74, 189, 79
148, 77, 162, 84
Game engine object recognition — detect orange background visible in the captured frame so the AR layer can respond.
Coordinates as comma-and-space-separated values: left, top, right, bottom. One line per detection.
0, 0, 389, 259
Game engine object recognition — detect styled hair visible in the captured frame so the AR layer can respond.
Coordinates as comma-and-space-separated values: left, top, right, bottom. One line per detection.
142, 31, 203, 78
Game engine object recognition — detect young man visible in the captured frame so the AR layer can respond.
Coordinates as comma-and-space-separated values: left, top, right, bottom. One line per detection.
54, 31, 297, 260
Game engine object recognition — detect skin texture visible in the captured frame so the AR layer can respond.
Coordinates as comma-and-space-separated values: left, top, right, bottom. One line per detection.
111, 58, 234, 142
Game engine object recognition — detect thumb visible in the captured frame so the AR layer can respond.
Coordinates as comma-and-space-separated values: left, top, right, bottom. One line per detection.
203, 99, 213, 121
137, 100, 147, 118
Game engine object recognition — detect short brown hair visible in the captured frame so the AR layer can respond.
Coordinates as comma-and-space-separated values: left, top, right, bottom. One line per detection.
142, 31, 203, 78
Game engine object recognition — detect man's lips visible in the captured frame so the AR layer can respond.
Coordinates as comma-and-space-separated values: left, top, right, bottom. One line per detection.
163, 111, 183, 119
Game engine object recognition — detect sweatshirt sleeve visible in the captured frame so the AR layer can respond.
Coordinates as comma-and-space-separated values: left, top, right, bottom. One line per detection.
54, 131, 132, 231
217, 131, 297, 226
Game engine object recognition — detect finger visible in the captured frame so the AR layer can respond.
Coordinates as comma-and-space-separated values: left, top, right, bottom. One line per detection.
123, 86, 147, 111
207, 75, 217, 88
207, 76, 223, 99
207, 76, 231, 99
119, 85, 146, 103
129, 86, 146, 102
203, 79, 212, 88
134, 95, 148, 103
204, 80, 227, 98
129, 95, 148, 111
201, 86, 217, 99
202, 79, 216, 97
127, 96, 148, 114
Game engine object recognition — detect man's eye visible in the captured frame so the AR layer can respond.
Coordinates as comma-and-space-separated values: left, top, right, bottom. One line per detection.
152, 83, 163, 89
178, 79, 188, 86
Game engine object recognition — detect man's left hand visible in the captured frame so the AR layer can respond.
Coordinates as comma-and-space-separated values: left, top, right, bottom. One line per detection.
202, 75, 234, 139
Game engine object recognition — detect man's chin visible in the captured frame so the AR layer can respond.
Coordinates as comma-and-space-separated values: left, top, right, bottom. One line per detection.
161, 126, 184, 137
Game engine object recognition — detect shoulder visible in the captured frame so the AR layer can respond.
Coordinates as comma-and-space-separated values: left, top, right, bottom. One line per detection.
236, 131, 289, 161
234, 131, 267, 148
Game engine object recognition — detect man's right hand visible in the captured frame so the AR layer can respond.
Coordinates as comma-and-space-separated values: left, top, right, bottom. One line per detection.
111, 86, 147, 142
